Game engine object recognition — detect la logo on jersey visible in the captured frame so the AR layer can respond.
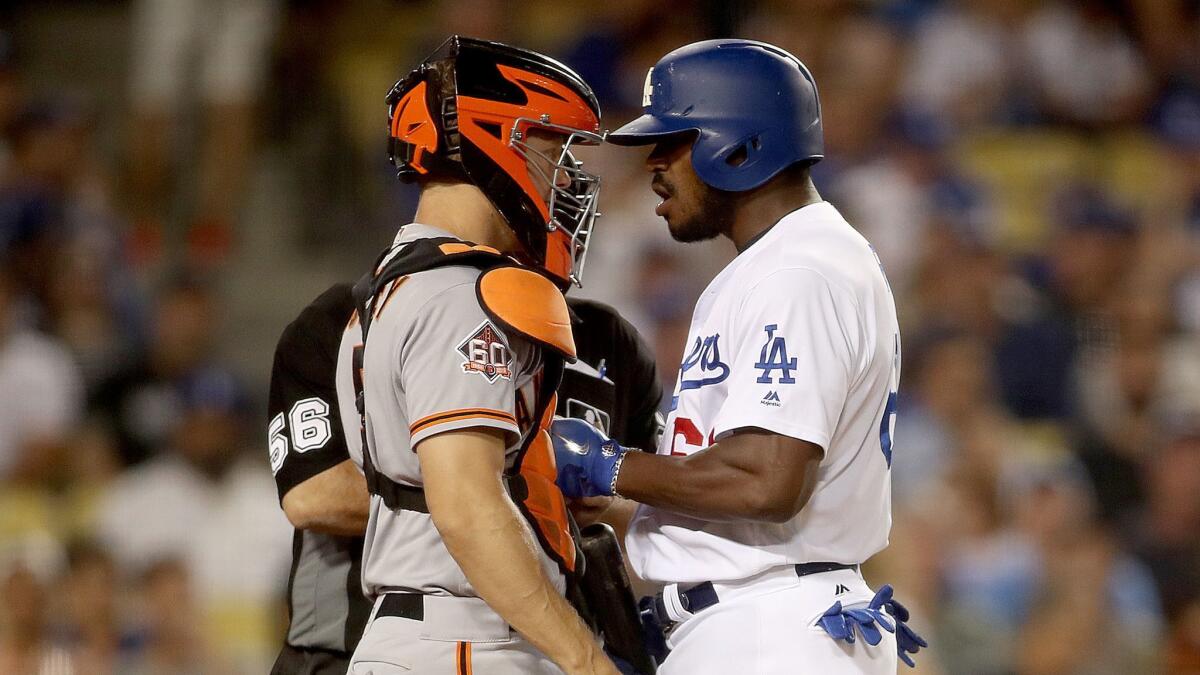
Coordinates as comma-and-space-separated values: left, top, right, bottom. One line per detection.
457, 321, 512, 382
755, 324, 797, 384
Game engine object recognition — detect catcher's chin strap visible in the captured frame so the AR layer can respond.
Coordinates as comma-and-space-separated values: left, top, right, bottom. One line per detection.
351, 235, 580, 574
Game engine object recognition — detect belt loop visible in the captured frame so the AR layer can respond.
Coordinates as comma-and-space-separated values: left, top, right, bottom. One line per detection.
661, 583, 695, 623
794, 561, 857, 577
368, 594, 385, 625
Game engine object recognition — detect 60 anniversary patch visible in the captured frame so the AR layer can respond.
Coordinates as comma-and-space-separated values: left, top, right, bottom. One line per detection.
456, 321, 513, 382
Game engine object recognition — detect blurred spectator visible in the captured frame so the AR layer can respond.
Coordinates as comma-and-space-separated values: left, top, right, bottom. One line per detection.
0, 267, 83, 484
801, 12, 901, 162
1125, 424, 1200, 626
632, 243, 705, 403
0, 563, 72, 674
892, 330, 1007, 504
94, 368, 290, 671
1046, 184, 1138, 317
125, 558, 231, 675
1128, 0, 1200, 81
993, 184, 1138, 420
125, 0, 282, 267
52, 541, 141, 673
1151, 85, 1200, 336
0, 29, 23, 176
835, 108, 995, 299
55, 421, 124, 540
1168, 599, 1200, 673
1, 106, 71, 314
1070, 285, 1200, 518
1018, 527, 1162, 674
934, 464, 1037, 674
1022, 0, 1152, 128
90, 277, 219, 466
2, 95, 136, 388
900, 0, 1030, 128
1008, 454, 1164, 674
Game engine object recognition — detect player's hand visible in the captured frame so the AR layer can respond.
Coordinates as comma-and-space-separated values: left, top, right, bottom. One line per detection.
550, 418, 628, 498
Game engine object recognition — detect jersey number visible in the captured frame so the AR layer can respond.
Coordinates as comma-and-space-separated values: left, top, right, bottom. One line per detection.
878, 334, 900, 467
267, 397, 333, 474
669, 416, 714, 456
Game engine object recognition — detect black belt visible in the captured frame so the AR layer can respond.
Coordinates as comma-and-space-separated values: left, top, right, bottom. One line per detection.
376, 593, 424, 621
643, 562, 858, 628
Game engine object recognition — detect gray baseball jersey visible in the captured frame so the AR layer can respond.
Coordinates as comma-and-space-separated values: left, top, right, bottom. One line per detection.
334, 223, 563, 601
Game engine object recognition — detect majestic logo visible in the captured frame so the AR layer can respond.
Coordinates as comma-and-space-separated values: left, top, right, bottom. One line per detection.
761, 390, 781, 407
457, 321, 513, 382
679, 334, 730, 391
755, 324, 797, 384
834, 584, 850, 596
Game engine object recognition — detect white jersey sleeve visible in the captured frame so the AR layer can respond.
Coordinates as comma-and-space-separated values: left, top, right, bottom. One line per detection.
711, 267, 859, 451
398, 282, 530, 446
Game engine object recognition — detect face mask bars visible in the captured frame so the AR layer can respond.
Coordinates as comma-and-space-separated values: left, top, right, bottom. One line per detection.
511, 119, 603, 286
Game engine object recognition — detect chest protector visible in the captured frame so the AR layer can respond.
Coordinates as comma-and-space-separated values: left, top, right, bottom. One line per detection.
352, 237, 578, 574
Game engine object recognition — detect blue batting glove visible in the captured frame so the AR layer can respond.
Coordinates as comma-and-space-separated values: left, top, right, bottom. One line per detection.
550, 418, 628, 498
875, 585, 928, 668
820, 600, 893, 647
818, 584, 927, 667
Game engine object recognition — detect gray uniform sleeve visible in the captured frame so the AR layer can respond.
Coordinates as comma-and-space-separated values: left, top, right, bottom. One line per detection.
399, 281, 534, 446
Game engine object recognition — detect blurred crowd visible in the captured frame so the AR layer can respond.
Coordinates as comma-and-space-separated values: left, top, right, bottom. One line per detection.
1, 0, 1198, 673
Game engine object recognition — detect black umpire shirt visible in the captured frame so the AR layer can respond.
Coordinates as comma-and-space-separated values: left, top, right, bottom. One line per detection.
268, 285, 663, 662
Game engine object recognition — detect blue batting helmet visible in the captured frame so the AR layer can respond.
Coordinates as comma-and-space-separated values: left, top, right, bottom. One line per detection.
607, 39, 823, 192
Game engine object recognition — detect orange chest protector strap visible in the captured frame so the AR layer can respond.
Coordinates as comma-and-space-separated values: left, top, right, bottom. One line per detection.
352, 236, 579, 574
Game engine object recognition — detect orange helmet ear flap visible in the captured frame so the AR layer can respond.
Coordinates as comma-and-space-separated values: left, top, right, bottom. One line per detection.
387, 63, 468, 184
389, 80, 438, 175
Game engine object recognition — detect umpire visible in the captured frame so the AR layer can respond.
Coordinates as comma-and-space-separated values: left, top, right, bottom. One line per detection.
267, 285, 661, 674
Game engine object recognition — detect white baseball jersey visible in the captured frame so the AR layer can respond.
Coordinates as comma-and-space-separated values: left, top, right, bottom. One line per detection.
626, 202, 900, 585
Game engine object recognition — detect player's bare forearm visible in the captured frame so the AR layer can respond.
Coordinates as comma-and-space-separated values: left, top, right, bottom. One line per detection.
616, 429, 821, 523
419, 430, 619, 675
570, 497, 638, 544
281, 459, 369, 536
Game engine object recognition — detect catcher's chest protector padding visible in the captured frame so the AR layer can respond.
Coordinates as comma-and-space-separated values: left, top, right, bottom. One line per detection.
352, 237, 578, 572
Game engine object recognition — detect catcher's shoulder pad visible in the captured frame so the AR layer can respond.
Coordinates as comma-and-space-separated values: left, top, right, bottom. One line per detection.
477, 266, 576, 362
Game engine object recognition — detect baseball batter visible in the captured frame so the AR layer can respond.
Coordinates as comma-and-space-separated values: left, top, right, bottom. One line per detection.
550, 40, 926, 673
333, 37, 620, 675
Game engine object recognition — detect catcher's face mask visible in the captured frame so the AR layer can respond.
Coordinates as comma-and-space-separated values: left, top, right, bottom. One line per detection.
510, 120, 602, 286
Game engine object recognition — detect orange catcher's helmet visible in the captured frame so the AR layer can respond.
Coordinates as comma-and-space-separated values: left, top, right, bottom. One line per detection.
386, 36, 603, 287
